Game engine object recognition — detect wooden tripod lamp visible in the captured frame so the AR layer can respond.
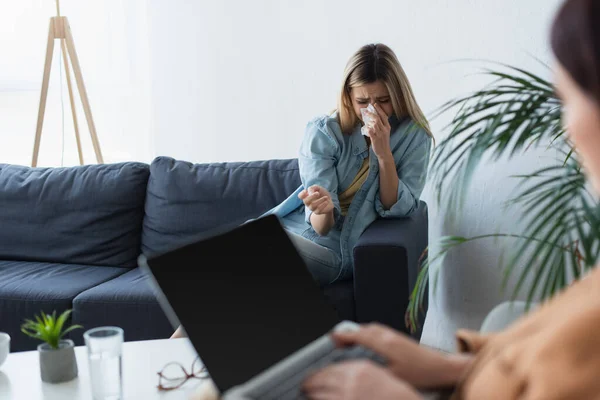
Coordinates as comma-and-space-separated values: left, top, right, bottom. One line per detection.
32, 0, 103, 167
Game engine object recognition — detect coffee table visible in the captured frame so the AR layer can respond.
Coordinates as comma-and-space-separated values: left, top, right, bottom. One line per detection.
0, 338, 215, 400
0, 338, 452, 400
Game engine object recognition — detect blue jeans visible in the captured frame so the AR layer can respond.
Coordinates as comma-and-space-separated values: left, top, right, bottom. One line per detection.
284, 229, 344, 287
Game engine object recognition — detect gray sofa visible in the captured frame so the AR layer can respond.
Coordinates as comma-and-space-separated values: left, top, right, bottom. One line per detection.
0, 156, 428, 352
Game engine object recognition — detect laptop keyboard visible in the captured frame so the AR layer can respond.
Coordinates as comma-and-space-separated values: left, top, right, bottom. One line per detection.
247, 346, 386, 400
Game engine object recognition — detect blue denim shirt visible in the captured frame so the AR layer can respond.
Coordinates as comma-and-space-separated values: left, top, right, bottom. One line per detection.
263, 112, 431, 276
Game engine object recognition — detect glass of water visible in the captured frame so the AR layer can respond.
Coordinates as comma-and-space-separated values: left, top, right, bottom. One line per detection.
84, 327, 124, 400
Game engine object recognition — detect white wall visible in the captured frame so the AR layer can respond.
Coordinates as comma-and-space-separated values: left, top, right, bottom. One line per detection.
147, 0, 563, 163
147, 0, 566, 350
0, 0, 153, 167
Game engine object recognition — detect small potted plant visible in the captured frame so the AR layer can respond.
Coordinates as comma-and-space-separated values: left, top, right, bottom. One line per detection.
21, 309, 82, 383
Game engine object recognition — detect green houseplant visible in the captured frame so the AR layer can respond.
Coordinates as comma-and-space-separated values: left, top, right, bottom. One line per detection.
21, 309, 82, 383
405, 62, 600, 333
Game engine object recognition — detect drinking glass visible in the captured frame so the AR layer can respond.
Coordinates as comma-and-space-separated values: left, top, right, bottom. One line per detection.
84, 327, 124, 400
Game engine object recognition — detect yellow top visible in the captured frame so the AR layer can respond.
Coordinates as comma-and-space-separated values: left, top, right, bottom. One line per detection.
338, 158, 370, 216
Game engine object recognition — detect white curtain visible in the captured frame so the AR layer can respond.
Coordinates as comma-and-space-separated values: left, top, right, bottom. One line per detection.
0, 0, 153, 166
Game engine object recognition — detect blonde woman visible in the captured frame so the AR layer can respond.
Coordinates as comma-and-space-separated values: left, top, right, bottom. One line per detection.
269, 43, 433, 287
170, 44, 432, 340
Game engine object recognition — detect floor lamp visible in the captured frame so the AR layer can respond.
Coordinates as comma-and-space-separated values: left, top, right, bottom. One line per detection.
32, 0, 103, 167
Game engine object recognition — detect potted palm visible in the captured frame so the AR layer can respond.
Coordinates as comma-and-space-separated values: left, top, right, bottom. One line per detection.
21, 309, 82, 383
405, 62, 600, 333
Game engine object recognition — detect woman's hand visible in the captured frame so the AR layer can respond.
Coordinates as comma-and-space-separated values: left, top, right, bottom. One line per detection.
298, 185, 334, 216
454, 268, 600, 399
365, 103, 392, 160
302, 360, 422, 400
331, 323, 473, 390
298, 185, 335, 235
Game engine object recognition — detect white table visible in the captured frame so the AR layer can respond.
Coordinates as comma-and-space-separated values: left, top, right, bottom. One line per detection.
0, 338, 216, 400
0, 338, 451, 400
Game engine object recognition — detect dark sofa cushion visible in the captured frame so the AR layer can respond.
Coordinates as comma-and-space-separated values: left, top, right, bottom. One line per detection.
0, 260, 128, 351
142, 156, 301, 256
0, 162, 149, 267
72, 268, 173, 345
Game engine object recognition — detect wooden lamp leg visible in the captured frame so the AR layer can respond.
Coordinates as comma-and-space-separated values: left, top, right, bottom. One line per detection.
63, 18, 104, 164
32, 19, 56, 167
60, 39, 84, 165
32, 12, 104, 167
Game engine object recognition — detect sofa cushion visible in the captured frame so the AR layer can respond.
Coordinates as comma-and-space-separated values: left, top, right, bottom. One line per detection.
0, 162, 149, 267
72, 268, 173, 345
0, 260, 128, 351
142, 156, 301, 256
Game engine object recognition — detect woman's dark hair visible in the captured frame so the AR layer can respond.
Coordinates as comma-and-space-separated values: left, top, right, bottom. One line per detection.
551, 0, 600, 101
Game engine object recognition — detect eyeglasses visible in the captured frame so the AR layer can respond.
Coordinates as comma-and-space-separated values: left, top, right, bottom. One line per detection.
157, 356, 209, 391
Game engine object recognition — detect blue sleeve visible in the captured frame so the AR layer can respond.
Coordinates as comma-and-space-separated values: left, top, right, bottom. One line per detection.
298, 119, 342, 225
375, 130, 432, 218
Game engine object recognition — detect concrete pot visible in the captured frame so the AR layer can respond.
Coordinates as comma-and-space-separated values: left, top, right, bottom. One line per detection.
38, 339, 78, 383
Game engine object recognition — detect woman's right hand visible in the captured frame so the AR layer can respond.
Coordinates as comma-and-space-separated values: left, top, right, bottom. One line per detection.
332, 323, 473, 390
298, 185, 334, 216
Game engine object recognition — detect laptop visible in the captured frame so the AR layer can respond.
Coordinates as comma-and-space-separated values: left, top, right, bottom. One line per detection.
138, 214, 384, 399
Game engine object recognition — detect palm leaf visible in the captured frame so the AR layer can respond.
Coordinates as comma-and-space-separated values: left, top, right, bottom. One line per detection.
429, 64, 562, 218
505, 158, 587, 299
405, 231, 571, 333
406, 62, 600, 333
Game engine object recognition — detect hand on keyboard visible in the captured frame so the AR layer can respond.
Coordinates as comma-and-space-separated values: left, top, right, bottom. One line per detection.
329, 345, 387, 365
224, 325, 406, 400
331, 323, 471, 390
302, 352, 422, 400
251, 346, 387, 399
301, 345, 387, 387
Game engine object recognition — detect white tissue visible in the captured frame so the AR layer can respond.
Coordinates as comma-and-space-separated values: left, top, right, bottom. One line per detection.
360, 104, 377, 137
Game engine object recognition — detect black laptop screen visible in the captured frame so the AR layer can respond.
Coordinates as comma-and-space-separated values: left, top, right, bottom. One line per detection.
145, 215, 341, 393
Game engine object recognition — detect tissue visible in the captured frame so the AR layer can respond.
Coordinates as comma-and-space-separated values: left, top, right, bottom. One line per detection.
360, 104, 377, 137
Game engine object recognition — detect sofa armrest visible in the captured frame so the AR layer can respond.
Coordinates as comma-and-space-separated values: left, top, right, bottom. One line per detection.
352, 201, 428, 339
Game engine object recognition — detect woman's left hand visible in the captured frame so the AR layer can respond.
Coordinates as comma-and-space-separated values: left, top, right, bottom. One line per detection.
302, 360, 422, 400
365, 103, 392, 159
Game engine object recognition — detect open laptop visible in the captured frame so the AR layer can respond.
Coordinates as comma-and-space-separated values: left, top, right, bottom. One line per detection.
138, 214, 384, 399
